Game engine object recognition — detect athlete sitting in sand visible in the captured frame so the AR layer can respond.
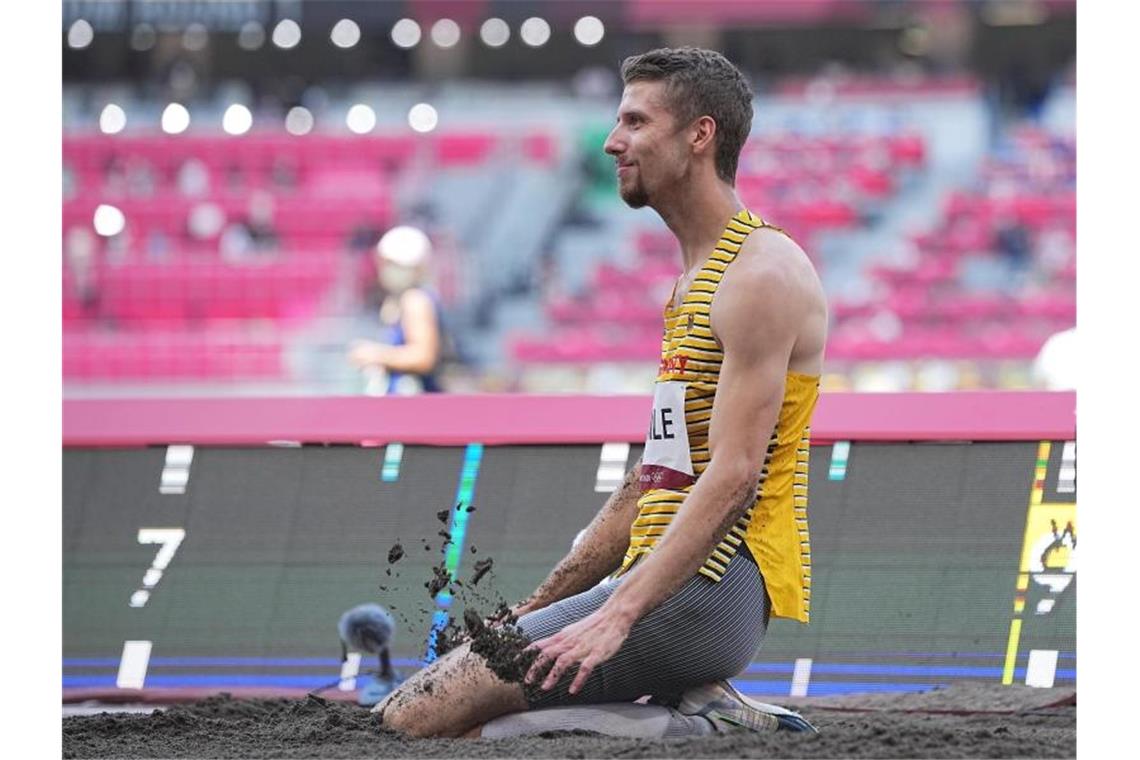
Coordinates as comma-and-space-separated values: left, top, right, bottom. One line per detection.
373, 46, 827, 740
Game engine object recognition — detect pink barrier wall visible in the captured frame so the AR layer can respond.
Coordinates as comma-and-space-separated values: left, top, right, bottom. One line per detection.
63, 392, 1075, 447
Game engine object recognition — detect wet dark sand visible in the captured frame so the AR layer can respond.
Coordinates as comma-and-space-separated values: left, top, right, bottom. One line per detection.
62, 682, 1074, 759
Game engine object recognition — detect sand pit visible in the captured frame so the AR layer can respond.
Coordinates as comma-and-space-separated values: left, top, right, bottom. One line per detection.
62, 682, 1074, 759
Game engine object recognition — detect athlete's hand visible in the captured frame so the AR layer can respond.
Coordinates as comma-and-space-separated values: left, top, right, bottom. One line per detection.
348, 340, 389, 368
523, 606, 633, 695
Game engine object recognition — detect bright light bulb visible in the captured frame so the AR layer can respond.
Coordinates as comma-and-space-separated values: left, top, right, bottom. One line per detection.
68, 19, 94, 49
93, 204, 126, 236
480, 18, 510, 48
331, 19, 361, 48
99, 104, 127, 134
272, 19, 302, 49
222, 104, 253, 135
431, 19, 460, 48
285, 106, 314, 135
161, 103, 190, 134
573, 16, 605, 46
520, 17, 551, 48
346, 104, 376, 134
391, 19, 421, 49
408, 103, 439, 133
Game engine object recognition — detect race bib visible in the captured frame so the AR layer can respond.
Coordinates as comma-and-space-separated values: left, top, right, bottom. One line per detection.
639, 381, 695, 491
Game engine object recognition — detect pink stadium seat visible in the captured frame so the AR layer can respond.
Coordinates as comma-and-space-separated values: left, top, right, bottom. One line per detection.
434, 132, 497, 165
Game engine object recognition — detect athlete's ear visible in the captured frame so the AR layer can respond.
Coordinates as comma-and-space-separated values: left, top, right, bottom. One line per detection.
690, 115, 717, 157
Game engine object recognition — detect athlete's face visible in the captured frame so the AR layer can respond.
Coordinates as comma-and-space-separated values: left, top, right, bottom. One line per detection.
604, 81, 691, 209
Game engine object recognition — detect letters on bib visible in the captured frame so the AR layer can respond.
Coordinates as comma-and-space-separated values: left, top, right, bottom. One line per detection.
639, 380, 695, 491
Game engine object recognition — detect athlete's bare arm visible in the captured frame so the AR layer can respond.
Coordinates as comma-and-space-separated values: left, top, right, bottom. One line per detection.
524, 229, 825, 693
513, 459, 643, 617
348, 289, 441, 374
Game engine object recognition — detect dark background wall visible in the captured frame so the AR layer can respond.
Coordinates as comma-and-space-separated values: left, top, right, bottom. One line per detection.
63, 440, 1075, 696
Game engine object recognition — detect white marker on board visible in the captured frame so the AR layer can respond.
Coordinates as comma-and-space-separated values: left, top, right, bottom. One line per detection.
1026, 649, 1059, 688
160, 445, 194, 494
116, 640, 153, 689
790, 657, 813, 697
595, 442, 631, 492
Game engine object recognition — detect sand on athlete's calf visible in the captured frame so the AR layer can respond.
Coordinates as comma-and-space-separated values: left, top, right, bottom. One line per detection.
374, 624, 537, 738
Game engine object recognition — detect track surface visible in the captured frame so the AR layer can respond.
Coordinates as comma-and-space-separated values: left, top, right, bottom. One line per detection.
63, 682, 1074, 758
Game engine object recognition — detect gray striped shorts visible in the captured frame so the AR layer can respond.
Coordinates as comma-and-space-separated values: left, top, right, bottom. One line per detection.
515, 546, 770, 709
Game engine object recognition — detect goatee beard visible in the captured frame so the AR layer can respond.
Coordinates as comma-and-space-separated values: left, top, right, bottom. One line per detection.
620, 184, 649, 209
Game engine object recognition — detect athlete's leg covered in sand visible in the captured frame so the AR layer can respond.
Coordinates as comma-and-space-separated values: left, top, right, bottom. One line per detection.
372, 640, 529, 738
377, 549, 768, 739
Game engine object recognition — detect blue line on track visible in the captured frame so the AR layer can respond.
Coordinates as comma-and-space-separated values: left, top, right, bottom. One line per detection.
63, 651, 1075, 668
381, 443, 404, 482
423, 443, 483, 665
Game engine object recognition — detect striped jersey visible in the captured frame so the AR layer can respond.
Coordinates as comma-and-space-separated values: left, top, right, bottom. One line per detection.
617, 209, 819, 623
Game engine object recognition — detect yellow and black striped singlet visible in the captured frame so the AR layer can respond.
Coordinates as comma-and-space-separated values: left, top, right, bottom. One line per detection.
617, 209, 819, 624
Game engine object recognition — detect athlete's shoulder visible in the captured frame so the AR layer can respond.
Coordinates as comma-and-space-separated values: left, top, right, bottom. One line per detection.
399, 287, 436, 312
724, 226, 806, 297
710, 223, 825, 354
733, 223, 824, 312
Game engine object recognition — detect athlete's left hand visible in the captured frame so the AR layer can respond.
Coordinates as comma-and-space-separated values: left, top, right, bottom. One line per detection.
524, 606, 633, 694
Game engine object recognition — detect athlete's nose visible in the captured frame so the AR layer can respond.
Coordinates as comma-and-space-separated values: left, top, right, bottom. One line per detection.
603, 124, 625, 157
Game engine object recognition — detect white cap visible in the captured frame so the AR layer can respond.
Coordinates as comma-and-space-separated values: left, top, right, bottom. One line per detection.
377, 225, 432, 267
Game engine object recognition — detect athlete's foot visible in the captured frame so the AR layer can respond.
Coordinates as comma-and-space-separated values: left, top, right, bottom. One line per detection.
677, 680, 819, 734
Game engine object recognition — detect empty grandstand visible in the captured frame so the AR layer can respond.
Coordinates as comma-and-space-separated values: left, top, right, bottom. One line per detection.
62, 0, 1076, 395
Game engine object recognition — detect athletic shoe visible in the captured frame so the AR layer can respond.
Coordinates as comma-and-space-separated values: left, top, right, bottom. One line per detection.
677, 679, 819, 734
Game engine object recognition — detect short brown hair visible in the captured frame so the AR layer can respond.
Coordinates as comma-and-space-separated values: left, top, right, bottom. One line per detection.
620, 47, 753, 185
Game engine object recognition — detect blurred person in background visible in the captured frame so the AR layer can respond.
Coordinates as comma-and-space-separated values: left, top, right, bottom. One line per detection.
177, 156, 210, 197
65, 226, 99, 316
219, 190, 280, 261
993, 210, 1032, 288
348, 225, 444, 395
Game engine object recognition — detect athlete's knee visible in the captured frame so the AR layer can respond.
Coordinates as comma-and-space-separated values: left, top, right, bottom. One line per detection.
377, 694, 436, 738
372, 678, 431, 737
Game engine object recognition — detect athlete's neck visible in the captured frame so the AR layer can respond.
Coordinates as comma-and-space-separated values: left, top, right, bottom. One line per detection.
654, 178, 743, 273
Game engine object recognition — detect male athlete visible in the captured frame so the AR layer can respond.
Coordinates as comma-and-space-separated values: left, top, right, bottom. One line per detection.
373, 47, 827, 740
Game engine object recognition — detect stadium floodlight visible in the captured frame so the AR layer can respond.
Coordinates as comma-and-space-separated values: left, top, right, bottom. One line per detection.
331, 19, 361, 48
161, 103, 191, 134
99, 104, 127, 134
480, 18, 510, 48
285, 106, 314, 136
272, 19, 302, 49
238, 21, 266, 50
130, 23, 157, 51
408, 103, 439, 133
346, 104, 376, 134
183, 22, 209, 51
520, 17, 551, 48
93, 204, 126, 237
223, 104, 253, 135
431, 19, 461, 48
391, 18, 421, 49
68, 19, 95, 49
573, 16, 605, 46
